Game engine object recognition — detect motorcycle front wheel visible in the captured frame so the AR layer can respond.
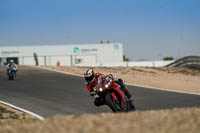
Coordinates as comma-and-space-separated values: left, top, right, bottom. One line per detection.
10, 72, 15, 80
105, 92, 121, 112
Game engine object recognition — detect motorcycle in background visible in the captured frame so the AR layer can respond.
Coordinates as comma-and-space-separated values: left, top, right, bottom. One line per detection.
8, 66, 17, 80
93, 75, 135, 112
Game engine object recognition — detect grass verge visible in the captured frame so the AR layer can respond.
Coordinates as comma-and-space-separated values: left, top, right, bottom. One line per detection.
0, 105, 20, 119
0, 107, 199, 133
0, 104, 34, 120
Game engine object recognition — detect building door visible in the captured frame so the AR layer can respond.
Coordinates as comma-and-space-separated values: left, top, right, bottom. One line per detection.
6, 57, 19, 64
72, 55, 97, 66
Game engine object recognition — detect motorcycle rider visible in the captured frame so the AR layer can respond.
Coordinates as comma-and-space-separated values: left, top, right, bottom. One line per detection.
7, 59, 18, 76
84, 68, 133, 106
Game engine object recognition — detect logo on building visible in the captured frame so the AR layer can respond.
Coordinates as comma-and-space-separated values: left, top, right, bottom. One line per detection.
73, 46, 98, 54
73, 47, 79, 53
1, 51, 20, 55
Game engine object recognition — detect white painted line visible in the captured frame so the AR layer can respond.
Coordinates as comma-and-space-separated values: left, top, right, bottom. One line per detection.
35, 66, 200, 96
0, 100, 45, 120
126, 83, 200, 96
33, 66, 83, 77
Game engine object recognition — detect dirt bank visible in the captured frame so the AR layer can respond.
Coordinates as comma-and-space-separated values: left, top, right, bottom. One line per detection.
45, 66, 200, 94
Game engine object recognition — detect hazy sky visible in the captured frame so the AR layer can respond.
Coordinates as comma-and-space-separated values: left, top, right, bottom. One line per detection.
0, 0, 199, 60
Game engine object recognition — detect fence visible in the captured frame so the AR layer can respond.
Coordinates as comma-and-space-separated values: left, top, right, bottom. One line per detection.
74, 61, 174, 67
166, 56, 200, 68
2, 54, 179, 67
20, 54, 98, 66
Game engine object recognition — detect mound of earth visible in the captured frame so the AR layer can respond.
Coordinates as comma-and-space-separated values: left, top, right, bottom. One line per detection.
45, 66, 200, 94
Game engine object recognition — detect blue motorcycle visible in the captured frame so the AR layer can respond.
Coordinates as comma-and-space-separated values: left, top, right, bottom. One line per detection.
8, 66, 17, 80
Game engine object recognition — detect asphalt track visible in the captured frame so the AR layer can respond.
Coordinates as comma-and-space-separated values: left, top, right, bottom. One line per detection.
0, 66, 200, 118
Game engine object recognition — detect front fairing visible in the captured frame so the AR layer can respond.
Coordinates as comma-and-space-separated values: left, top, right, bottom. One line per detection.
9, 66, 17, 72
94, 76, 126, 108
94, 77, 105, 94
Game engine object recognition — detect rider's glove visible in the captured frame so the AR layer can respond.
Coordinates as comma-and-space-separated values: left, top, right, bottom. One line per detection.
90, 91, 95, 96
107, 74, 113, 79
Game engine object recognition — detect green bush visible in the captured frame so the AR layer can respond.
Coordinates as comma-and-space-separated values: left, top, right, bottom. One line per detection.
163, 56, 174, 61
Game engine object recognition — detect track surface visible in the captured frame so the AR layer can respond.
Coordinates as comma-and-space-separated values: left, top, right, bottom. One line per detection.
0, 66, 200, 117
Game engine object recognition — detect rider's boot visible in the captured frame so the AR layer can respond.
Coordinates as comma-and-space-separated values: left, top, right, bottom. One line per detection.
119, 84, 133, 102
115, 78, 133, 102
121, 83, 133, 101
123, 87, 133, 102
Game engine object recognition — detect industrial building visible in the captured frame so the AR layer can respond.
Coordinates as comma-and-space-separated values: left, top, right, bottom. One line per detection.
0, 43, 123, 66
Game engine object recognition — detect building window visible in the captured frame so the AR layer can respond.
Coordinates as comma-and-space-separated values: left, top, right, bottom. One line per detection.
114, 45, 119, 50
75, 58, 82, 64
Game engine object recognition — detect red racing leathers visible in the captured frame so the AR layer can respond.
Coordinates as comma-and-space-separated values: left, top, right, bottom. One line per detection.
85, 73, 104, 94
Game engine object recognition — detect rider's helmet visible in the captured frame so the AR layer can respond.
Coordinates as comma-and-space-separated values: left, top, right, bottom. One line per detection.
10, 60, 14, 63
84, 68, 95, 84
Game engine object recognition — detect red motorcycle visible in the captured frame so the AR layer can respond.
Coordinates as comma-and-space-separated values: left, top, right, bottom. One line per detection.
93, 75, 135, 112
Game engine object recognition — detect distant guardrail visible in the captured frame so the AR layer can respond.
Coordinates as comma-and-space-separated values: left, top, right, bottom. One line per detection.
165, 56, 200, 68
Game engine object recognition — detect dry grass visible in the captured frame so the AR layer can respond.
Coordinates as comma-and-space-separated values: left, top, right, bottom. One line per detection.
45, 66, 200, 94
46, 66, 200, 76
0, 107, 200, 133
0, 104, 32, 120
0, 105, 20, 120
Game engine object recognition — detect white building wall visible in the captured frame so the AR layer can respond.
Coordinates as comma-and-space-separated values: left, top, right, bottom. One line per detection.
128, 61, 154, 67
38, 56, 45, 66
23, 57, 35, 65
97, 44, 123, 63
50, 55, 71, 66
75, 61, 174, 67
153, 61, 174, 67
0, 43, 123, 66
